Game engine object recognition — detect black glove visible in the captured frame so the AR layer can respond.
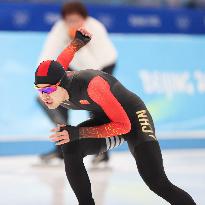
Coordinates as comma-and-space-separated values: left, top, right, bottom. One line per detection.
74, 30, 91, 45
71, 30, 91, 51
60, 125, 80, 142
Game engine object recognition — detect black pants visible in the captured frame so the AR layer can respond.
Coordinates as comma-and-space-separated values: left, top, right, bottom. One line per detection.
61, 120, 196, 205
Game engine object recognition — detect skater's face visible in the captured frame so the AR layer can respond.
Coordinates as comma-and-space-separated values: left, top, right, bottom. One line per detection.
37, 84, 69, 109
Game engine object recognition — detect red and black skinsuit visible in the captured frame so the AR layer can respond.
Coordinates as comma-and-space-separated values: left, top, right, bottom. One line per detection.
35, 34, 196, 205
61, 69, 156, 146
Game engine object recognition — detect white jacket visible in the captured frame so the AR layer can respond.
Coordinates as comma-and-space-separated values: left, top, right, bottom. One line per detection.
38, 17, 117, 70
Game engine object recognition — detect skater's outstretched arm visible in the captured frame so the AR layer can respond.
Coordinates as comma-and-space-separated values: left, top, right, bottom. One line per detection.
57, 28, 91, 70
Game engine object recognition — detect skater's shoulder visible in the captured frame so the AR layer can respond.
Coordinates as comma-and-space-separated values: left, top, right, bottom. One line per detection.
75, 69, 102, 80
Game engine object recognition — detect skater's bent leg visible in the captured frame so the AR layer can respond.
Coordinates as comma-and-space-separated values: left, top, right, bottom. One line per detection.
128, 140, 196, 205
61, 118, 120, 204
61, 141, 95, 205
61, 137, 107, 205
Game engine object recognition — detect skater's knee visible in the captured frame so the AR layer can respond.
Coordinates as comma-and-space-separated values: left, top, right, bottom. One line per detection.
143, 173, 171, 194
63, 152, 84, 176
62, 142, 84, 171
61, 140, 81, 155
144, 174, 196, 205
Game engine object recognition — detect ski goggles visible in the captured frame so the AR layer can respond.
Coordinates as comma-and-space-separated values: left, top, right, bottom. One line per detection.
34, 73, 67, 94
34, 81, 60, 94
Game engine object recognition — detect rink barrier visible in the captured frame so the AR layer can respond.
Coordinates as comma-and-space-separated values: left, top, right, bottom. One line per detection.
0, 138, 205, 156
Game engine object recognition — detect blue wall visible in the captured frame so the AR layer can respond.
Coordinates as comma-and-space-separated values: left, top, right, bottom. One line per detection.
0, 3, 205, 34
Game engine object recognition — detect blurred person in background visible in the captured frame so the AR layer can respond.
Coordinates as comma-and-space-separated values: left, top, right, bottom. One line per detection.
38, 1, 117, 165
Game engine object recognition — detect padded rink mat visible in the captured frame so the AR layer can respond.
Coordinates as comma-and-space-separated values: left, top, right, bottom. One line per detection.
0, 149, 204, 205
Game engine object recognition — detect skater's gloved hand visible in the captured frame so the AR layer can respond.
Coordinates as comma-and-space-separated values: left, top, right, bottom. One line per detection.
71, 27, 92, 51
49, 124, 70, 145
49, 124, 80, 145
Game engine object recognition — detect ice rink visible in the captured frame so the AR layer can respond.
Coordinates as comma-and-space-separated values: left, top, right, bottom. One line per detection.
0, 149, 204, 205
